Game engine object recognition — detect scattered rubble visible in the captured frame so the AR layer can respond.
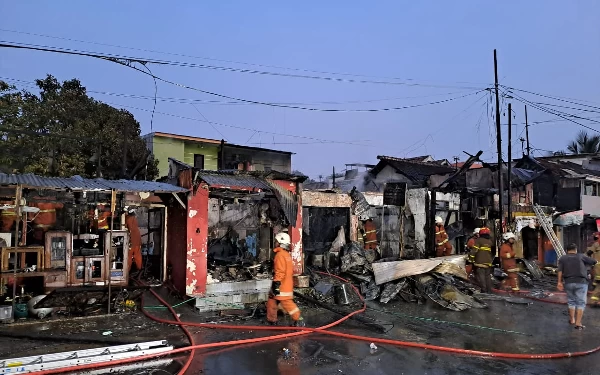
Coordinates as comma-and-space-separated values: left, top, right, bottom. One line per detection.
308, 240, 488, 311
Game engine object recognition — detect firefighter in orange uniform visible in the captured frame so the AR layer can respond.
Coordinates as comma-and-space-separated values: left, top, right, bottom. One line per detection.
586, 233, 600, 287
435, 216, 453, 257
0, 203, 17, 232
588, 233, 600, 304
125, 208, 142, 271
500, 232, 519, 291
465, 228, 480, 274
363, 219, 377, 250
266, 232, 305, 327
474, 227, 493, 293
30, 201, 64, 242
89, 204, 111, 232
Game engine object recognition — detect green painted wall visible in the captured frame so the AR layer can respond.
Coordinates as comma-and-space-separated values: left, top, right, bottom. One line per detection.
183, 142, 219, 171
149, 135, 219, 178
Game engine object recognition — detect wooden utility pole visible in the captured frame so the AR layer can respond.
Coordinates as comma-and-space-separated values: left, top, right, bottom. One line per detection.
525, 105, 531, 156
507, 103, 512, 224
494, 49, 504, 228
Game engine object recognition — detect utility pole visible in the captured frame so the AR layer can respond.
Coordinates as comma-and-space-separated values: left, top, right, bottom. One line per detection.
332, 166, 336, 189
453, 156, 460, 170
494, 49, 504, 230
507, 103, 512, 224
525, 105, 531, 156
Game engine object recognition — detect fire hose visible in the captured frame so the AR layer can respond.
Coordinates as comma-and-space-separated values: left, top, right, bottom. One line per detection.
28, 272, 600, 375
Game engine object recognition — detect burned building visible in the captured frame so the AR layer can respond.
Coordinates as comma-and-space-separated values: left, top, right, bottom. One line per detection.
166, 160, 305, 312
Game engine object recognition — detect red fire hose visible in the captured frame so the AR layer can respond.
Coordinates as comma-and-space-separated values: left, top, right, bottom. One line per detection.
28, 272, 600, 375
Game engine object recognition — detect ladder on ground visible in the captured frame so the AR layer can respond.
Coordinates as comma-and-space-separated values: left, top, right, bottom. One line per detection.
0, 340, 173, 374
532, 204, 565, 258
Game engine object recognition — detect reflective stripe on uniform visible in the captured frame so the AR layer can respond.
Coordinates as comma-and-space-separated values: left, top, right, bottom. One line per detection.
435, 231, 446, 235
34, 224, 52, 228
507, 268, 520, 273
279, 291, 293, 297
474, 263, 492, 267
478, 247, 491, 251
0, 211, 16, 216
287, 307, 300, 316
38, 209, 56, 213
437, 239, 448, 246
365, 230, 376, 234
365, 240, 377, 244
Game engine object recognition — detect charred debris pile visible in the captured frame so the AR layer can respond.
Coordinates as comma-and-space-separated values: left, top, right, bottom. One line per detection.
307, 241, 487, 312
304, 233, 548, 312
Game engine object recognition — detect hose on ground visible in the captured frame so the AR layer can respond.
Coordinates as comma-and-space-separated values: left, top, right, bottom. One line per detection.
28, 272, 600, 375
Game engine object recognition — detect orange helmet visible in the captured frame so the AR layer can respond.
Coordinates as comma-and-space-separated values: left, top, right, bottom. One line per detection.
479, 227, 491, 235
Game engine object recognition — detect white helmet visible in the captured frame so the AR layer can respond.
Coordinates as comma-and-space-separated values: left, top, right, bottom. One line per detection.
502, 232, 516, 241
275, 232, 291, 248
473, 228, 481, 235
435, 216, 443, 225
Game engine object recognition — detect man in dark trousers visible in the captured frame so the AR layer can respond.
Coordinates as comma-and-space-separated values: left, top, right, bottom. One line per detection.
557, 243, 597, 330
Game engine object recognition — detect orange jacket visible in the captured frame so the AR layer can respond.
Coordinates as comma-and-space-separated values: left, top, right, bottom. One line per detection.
125, 214, 142, 248
435, 224, 452, 250
0, 203, 17, 232
88, 207, 112, 231
500, 243, 518, 271
273, 247, 294, 301
364, 220, 377, 249
30, 202, 64, 229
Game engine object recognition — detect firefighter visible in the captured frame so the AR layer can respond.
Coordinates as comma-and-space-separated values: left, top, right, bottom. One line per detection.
474, 227, 493, 293
466, 228, 480, 256
500, 232, 519, 292
125, 207, 142, 272
363, 219, 377, 250
30, 201, 64, 243
465, 228, 480, 275
88, 204, 111, 232
435, 216, 453, 257
586, 233, 600, 287
266, 232, 305, 327
0, 205, 17, 232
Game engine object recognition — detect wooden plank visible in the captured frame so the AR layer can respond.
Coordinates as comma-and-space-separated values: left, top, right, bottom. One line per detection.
372, 255, 466, 285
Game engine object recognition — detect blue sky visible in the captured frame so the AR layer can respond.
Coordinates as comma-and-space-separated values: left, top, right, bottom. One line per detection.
1, 1, 599, 177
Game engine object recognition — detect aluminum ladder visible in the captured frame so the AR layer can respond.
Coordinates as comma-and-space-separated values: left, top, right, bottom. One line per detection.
0, 340, 173, 374
532, 204, 565, 257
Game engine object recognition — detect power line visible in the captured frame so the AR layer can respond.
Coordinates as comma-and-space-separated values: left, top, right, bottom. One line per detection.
503, 86, 600, 111
0, 28, 491, 88
503, 89, 600, 134
0, 40, 485, 90
0, 41, 487, 112
190, 104, 227, 141
0, 76, 480, 107
102, 101, 375, 147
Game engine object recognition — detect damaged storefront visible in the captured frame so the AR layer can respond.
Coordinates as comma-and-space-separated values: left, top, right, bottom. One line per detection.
0, 173, 185, 321
167, 164, 305, 312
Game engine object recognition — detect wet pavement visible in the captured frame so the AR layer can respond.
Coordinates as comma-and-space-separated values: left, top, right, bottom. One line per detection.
2, 292, 599, 375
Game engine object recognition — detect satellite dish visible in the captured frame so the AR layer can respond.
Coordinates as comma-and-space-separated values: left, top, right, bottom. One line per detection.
139, 192, 150, 200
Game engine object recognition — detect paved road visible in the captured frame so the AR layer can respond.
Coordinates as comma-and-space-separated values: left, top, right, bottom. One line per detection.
2, 293, 599, 374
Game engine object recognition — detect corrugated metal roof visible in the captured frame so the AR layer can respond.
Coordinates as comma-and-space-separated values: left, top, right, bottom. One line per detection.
196, 171, 271, 190
0, 173, 187, 193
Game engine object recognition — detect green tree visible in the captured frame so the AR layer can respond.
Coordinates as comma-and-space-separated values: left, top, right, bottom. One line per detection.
0, 75, 158, 180
567, 130, 600, 154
